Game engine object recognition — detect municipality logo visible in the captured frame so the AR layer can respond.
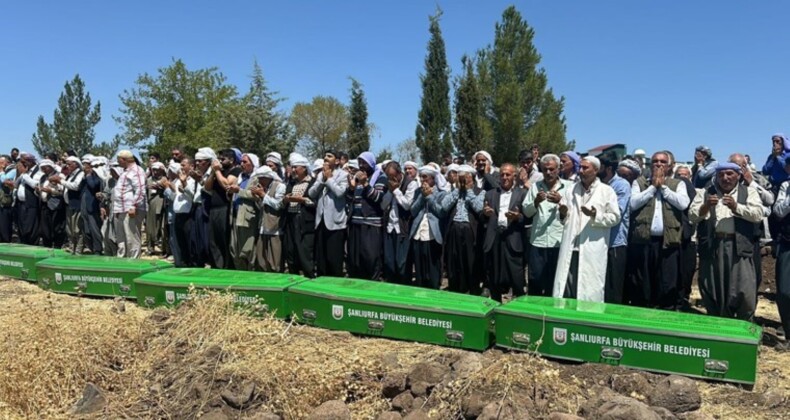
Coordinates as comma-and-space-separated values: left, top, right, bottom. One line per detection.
165, 290, 175, 304
553, 327, 567, 346
54, 273, 63, 285
332, 304, 344, 320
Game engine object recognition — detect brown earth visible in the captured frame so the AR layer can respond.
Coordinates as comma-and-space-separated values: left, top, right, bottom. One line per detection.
0, 264, 788, 419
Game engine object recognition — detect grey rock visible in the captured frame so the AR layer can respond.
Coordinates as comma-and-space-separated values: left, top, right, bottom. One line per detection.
392, 391, 414, 412
451, 353, 483, 379
648, 375, 701, 413
477, 401, 530, 420
245, 413, 281, 420
407, 361, 449, 387
70, 383, 106, 415
610, 372, 653, 396
650, 406, 678, 420
148, 308, 171, 323
307, 400, 351, 420
461, 392, 494, 419
760, 391, 785, 408
402, 409, 430, 420
381, 371, 408, 399
200, 409, 229, 420
412, 397, 426, 411
580, 393, 661, 420
548, 413, 584, 420
375, 411, 403, 420
410, 381, 429, 397
381, 352, 401, 370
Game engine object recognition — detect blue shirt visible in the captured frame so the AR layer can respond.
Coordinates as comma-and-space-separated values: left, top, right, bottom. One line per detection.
608, 174, 631, 247
442, 188, 481, 222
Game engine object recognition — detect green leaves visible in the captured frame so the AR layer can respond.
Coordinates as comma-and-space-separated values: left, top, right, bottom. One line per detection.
32, 75, 101, 157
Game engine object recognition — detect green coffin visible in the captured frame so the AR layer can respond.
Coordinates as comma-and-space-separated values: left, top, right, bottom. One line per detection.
495, 296, 761, 386
134, 267, 307, 318
36, 256, 172, 298
287, 277, 499, 351
0, 244, 67, 281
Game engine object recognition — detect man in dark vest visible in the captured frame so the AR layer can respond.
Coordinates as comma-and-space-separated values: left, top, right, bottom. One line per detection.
381, 161, 416, 284
37, 160, 66, 248
14, 155, 43, 245
441, 164, 483, 293
0, 155, 16, 242
283, 154, 317, 278
627, 150, 690, 310
771, 156, 790, 351
690, 163, 763, 321
53, 156, 85, 253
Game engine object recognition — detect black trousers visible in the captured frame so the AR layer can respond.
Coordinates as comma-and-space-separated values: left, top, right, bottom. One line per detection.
679, 239, 697, 302
16, 202, 39, 245
347, 223, 383, 280
383, 230, 412, 284
445, 222, 476, 293
284, 213, 315, 278
753, 238, 763, 291
189, 205, 210, 268
528, 246, 560, 297
82, 211, 103, 254
174, 213, 193, 267
40, 206, 66, 248
208, 205, 231, 269
315, 221, 346, 277
563, 251, 580, 299
487, 231, 525, 303
412, 239, 443, 289
776, 243, 790, 337
0, 206, 12, 242
605, 246, 627, 304
627, 237, 680, 309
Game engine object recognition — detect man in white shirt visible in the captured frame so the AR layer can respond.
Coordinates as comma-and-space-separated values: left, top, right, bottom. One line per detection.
14, 155, 44, 244
382, 161, 418, 284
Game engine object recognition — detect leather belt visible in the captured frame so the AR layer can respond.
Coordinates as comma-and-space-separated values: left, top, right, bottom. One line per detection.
715, 232, 735, 239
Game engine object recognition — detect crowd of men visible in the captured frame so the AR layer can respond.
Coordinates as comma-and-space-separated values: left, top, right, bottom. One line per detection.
1, 136, 789, 351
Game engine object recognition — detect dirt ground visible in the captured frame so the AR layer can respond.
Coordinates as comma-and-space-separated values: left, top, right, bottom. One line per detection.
0, 260, 788, 419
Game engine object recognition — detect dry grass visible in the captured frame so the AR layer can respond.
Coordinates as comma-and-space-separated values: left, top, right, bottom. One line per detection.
0, 278, 788, 419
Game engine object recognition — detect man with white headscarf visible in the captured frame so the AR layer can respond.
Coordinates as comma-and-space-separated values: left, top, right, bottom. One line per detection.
381, 161, 418, 284
112, 150, 147, 258
441, 164, 484, 293
146, 161, 167, 255
14, 155, 43, 244
49, 155, 85, 252
409, 165, 447, 289
472, 150, 500, 289
308, 150, 349, 277
553, 156, 621, 302
227, 153, 261, 270
283, 153, 316, 277
203, 148, 241, 268
346, 151, 388, 280
99, 162, 121, 256
164, 157, 197, 266
37, 159, 66, 248
81, 157, 104, 254
253, 165, 286, 272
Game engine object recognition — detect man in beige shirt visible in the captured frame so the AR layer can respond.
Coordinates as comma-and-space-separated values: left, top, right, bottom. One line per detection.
689, 162, 764, 321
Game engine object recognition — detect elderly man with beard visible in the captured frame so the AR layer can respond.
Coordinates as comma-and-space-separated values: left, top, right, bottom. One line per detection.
409, 165, 447, 289
475, 163, 528, 302
522, 154, 572, 297
253, 165, 286, 272
37, 160, 66, 249
628, 151, 690, 309
283, 154, 316, 277
442, 164, 483, 293
381, 161, 417, 284
190, 148, 216, 267
559, 151, 581, 182
227, 153, 260, 271
553, 156, 620, 302
346, 152, 388, 280
112, 150, 147, 258
691, 163, 763, 321
308, 150, 349, 277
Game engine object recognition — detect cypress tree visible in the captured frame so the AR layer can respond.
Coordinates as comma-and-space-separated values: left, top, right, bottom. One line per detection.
415, 8, 452, 164
347, 78, 371, 157
453, 55, 485, 161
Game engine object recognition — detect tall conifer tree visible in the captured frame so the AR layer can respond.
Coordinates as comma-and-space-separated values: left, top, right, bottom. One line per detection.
415, 8, 452, 163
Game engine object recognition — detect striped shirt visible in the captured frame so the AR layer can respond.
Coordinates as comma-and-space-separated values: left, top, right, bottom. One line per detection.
112, 163, 147, 214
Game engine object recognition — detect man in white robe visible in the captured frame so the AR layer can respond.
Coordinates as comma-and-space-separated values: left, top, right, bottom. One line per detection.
553, 156, 621, 302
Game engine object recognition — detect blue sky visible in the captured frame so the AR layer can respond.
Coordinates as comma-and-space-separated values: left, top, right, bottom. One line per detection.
1, 1, 789, 165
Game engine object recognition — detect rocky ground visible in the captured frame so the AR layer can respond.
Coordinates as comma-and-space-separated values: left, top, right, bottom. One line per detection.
0, 258, 787, 419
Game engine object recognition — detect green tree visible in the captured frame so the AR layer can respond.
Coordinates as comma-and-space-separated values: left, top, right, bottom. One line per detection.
476, 6, 570, 162
32, 74, 101, 156
224, 60, 296, 158
415, 8, 452, 164
347, 78, 371, 157
395, 137, 421, 164
91, 135, 122, 157
453, 55, 485, 161
114, 59, 238, 157
290, 96, 349, 158
375, 147, 393, 163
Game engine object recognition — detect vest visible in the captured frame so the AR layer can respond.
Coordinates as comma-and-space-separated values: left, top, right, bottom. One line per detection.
261, 180, 284, 234
40, 173, 64, 211
66, 169, 82, 210
631, 176, 683, 247
698, 184, 756, 258
21, 167, 40, 208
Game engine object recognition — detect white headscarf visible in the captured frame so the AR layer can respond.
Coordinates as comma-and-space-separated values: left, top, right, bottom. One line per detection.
244, 153, 260, 170
289, 153, 310, 168
312, 159, 324, 173
457, 164, 475, 175
474, 150, 493, 164
195, 147, 216, 160
252, 165, 282, 182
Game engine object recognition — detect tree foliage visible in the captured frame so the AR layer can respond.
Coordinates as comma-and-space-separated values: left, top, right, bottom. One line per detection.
415, 8, 453, 164
375, 147, 393, 163
224, 60, 296, 159
453, 55, 486, 161
347, 78, 371, 157
475, 6, 570, 163
290, 96, 349, 159
395, 137, 421, 164
32, 74, 101, 156
114, 59, 238, 157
